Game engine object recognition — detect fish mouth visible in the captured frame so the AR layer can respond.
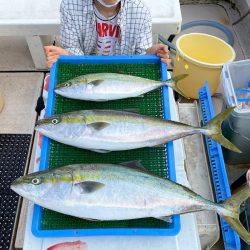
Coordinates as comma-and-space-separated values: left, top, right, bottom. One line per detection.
34, 126, 40, 132
34, 124, 49, 134
10, 183, 32, 199
10, 181, 17, 191
55, 83, 65, 90
11, 176, 23, 186
11, 176, 37, 198
34, 123, 50, 135
10, 177, 24, 195
10, 183, 19, 194
54, 88, 64, 94
35, 120, 43, 130
35, 117, 55, 128
54, 86, 69, 96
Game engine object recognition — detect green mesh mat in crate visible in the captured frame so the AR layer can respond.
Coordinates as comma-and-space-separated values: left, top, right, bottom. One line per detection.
32, 56, 179, 237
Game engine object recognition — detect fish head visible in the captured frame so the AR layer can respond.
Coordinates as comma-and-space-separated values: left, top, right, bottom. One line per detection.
11, 167, 73, 203
55, 77, 88, 98
35, 113, 86, 140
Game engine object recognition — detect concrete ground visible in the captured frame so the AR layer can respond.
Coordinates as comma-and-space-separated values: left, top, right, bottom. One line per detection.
0, 73, 43, 133
0, 1, 249, 250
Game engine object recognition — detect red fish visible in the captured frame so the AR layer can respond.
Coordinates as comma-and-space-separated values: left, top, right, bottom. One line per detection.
47, 241, 87, 250
247, 170, 250, 187
44, 75, 50, 92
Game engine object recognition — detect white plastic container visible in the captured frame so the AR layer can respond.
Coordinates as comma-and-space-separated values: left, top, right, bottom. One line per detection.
142, 0, 182, 42
221, 59, 250, 164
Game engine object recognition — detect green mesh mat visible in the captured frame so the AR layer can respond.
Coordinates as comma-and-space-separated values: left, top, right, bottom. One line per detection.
41, 62, 172, 230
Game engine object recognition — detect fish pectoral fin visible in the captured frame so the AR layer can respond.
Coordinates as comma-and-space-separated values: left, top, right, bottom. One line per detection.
87, 122, 110, 131
119, 160, 146, 171
117, 71, 126, 74
156, 216, 173, 223
90, 149, 111, 153
74, 181, 105, 194
122, 108, 140, 114
88, 80, 103, 87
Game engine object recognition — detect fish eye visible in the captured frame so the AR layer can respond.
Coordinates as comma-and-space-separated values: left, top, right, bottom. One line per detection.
51, 119, 59, 125
32, 178, 41, 185
64, 82, 71, 87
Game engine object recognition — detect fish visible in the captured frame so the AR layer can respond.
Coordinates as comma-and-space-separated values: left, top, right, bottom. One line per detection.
11, 162, 250, 244
47, 241, 87, 250
54, 73, 189, 101
35, 107, 241, 153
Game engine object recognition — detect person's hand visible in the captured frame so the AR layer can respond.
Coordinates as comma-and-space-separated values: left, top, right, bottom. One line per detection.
44, 46, 70, 68
146, 44, 171, 68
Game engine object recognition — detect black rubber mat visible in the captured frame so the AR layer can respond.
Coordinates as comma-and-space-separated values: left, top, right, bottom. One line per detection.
0, 134, 31, 250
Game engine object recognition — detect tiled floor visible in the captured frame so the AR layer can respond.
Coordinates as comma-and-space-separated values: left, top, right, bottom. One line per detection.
0, 73, 44, 134
0, 37, 35, 71
0, 2, 249, 250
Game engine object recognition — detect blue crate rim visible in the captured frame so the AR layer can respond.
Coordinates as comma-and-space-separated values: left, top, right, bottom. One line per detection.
57, 55, 165, 65
32, 55, 180, 237
199, 82, 241, 250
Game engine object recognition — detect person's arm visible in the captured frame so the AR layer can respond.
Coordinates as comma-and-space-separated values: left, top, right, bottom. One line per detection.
134, 5, 171, 67
135, 7, 152, 55
146, 44, 171, 67
60, 1, 84, 55
44, 46, 69, 68
45, 1, 85, 68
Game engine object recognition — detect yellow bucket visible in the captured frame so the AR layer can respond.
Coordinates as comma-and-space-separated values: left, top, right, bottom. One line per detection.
173, 33, 236, 99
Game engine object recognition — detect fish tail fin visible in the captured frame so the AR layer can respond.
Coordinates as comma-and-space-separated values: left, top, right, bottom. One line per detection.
220, 186, 250, 244
203, 106, 241, 153
164, 74, 190, 99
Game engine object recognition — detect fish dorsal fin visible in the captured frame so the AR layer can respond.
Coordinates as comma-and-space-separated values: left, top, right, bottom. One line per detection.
119, 160, 146, 171
88, 80, 103, 87
87, 122, 110, 131
74, 181, 105, 194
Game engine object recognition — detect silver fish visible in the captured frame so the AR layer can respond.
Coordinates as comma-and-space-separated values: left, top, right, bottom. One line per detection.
11, 162, 250, 244
35, 107, 241, 153
54, 73, 189, 101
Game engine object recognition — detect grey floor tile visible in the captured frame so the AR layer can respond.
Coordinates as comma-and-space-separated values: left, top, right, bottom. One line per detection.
0, 72, 44, 134
0, 37, 35, 71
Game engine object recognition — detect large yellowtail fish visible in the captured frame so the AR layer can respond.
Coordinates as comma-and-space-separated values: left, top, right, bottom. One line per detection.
54, 73, 189, 101
11, 162, 250, 244
35, 107, 241, 153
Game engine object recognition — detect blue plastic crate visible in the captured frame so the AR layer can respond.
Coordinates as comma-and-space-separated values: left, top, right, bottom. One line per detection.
199, 82, 241, 250
31, 55, 180, 237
